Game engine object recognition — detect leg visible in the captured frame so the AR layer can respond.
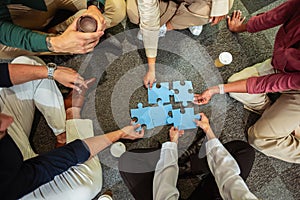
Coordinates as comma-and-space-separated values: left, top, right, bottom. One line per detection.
104, 0, 126, 28
126, 0, 140, 25
168, 0, 211, 30
119, 148, 161, 200
248, 93, 300, 163
188, 140, 255, 200
21, 119, 102, 200
228, 59, 274, 113
0, 56, 65, 160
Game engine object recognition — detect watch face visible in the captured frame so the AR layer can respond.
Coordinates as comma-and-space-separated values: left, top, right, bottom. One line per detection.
47, 63, 57, 69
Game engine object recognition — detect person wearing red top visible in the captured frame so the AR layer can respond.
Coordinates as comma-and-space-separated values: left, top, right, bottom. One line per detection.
194, 0, 300, 163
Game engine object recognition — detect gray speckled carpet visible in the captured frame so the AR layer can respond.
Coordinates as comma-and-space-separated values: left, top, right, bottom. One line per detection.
2, 0, 299, 199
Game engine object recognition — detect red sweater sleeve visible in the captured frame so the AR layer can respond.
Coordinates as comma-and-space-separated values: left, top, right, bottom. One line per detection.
246, 0, 299, 33
246, 73, 300, 94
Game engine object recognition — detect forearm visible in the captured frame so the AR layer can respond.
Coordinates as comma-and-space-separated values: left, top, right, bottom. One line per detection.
0, 22, 48, 52
8, 64, 48, 85
147, 57, 156, 72
83, 130, 123, 157
209, 80, 248, 96
206, 139, 257, 200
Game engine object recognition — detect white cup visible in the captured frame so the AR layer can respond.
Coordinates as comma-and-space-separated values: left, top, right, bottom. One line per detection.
214, 52, 233, 67
98, 194, 113, 200
110, 142, 126, 158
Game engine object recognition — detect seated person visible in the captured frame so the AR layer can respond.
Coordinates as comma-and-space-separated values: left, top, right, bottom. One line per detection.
0, 56, 144, 199
194, 0, 300, 163
126, 0, 234, 88
0, 0, 126, 59
119, 113, 257, 200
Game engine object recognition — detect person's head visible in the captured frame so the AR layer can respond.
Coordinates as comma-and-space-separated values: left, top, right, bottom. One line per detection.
0, 113, 14, 137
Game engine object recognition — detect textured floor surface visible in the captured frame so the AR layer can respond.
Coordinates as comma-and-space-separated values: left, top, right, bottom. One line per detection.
2, 0, 299, 199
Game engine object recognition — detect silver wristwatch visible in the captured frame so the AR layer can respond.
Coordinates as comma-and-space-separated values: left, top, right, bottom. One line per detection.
46, 62, 57, 80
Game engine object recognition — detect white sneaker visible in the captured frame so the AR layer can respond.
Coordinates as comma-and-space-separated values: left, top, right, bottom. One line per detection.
137, 24, 167, 41
189, 25, 203, 36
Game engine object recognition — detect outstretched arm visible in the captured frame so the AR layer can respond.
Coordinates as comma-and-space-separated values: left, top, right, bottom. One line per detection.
194, 79, 247, 105
194, 113, 258, 200
0, 63, 86, 91
153, 127, 184, 200
83, 124, 144, 158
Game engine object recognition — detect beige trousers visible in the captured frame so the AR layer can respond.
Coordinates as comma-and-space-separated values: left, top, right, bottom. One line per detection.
0, 56, 102, 199
228, 59, 300, 163
0, 0, 126, 59
127, 0, 212, 29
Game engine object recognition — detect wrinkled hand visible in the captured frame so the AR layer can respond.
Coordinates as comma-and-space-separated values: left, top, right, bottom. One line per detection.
84, 5, 106, 31
210, 15, 226, 26
227, 10, 246, 32
169, 127, 184, 144
193, 89, 214, 105
53, 67, 87, 92
120, 124, 145, 140
51, 17, 104, 54
144, 71, 156, 89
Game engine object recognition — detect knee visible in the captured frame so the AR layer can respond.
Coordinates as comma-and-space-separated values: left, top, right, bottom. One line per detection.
227, 72, 240, 83
106, 0, 126, 27
84, 158, 103, 193
11, 56, 45, 65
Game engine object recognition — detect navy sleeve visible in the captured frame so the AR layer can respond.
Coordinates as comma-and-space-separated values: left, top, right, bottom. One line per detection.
1, 139, 91, 199
0, 63, 12, 87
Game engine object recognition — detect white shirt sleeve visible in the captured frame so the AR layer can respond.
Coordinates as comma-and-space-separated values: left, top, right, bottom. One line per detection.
137, 0, 160, 58
206, 139, 258, 200
153, 142, 180, 200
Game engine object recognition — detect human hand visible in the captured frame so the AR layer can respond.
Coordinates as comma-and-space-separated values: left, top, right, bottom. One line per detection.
53, 67, 87, 92
84, 5, 106, 32
193, 87, 218, 105
0, 113, 14, 132
143, 70, 156, 89
169, 127, 184, 144
120, 124, 145, 140
210, 15, 226, 25
227, 10, 246, 32
194, 113, 215, 140
51, 17, 104, 54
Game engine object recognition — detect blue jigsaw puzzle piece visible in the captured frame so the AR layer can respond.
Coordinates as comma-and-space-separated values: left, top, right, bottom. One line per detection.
167, 107, 201, 130
148, 82, 174, 104
173, 81, 194, 107
130, 103, 154, 131
149, 101, 173, 127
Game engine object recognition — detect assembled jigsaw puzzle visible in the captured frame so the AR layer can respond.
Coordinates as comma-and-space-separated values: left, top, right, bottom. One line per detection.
130, 81, 200, 130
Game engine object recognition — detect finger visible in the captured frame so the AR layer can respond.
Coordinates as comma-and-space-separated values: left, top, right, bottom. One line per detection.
241, 16, 246, 23
233, 10, 237, 18
139, 128, 145, 137
144, 80, 149, 89
70, 84, 81, 93
149, 82, 153, 89
133, 123, 141, 130
237, 10, 241, 19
